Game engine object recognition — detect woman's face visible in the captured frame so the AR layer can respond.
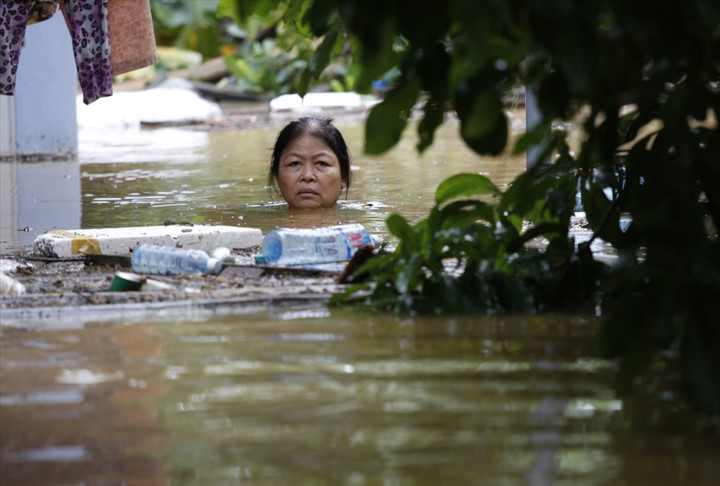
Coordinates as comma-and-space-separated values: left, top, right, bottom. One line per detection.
277, 134, 346, 209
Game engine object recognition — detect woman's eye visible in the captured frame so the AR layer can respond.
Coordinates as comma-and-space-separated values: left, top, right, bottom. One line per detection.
316, 161, 329, 167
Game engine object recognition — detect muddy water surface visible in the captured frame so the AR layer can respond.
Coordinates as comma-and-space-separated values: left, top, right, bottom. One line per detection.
76, 117, 523, 240
3, 307, 718, 485
1, 115, 719, 485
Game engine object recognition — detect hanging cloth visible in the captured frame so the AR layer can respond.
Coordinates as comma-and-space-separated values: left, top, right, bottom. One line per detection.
60, 0, 113, 104
0, 0, 157, 104
107, 0, 157, 75
0, 0, 111, 104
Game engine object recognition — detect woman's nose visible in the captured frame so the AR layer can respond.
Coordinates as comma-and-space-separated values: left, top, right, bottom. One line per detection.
300, 166, 316, 181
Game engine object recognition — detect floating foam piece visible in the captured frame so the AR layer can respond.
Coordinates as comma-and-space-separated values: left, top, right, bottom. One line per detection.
32, 225, 263, 258
76, 81, 222, 129
269, 92, 374, 112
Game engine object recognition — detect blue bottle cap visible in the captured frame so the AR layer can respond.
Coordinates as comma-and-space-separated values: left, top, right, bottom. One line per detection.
263, 238, 282, 263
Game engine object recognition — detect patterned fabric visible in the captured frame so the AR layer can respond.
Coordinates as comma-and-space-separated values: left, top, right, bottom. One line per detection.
0, 2, 34, 96
61, 0, 112, 104
0, 0, 112, 104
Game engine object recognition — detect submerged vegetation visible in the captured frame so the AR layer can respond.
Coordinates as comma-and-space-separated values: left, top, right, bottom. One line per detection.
215, 1, 720, 414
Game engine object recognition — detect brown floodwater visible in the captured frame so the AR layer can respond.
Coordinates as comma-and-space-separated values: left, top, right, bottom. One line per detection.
74, 115, 524, 240
1, 112, 719, 485
1, 308, 718, 485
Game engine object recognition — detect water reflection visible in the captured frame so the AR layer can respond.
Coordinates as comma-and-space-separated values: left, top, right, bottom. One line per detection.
79, 126, 211, 165
0, 159, 81, 253
2, 309, 717, 485
0, 322, 169, 485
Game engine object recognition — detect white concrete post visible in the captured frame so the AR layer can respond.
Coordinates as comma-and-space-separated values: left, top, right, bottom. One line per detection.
0, 12, 78, 158
0, 95, 15, 155
0, 12, 81, 252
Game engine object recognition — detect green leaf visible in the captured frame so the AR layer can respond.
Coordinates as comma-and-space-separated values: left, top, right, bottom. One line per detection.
349, 20, 402, 93
395, 255, 423, 294
365, 78, 420, 154
462, 90, 500, 139
417, 97, 445, 153
216, 0, 238, 22
386, 213, 417, 253
218, 0, 277, 23
303, 0, 333, 35
298, 23, 340, 95
438, 200, 495, 230
454, 76, 509, 156
226, 57, 257, 81
285, 0, 313, 35
460, 109, 508, 156
435, 173, 500, 204
506, 222, 566, 253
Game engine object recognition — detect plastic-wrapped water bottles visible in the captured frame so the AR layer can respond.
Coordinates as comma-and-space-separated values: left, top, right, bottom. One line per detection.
131, 244, 223, 275
261, 223, 374, 266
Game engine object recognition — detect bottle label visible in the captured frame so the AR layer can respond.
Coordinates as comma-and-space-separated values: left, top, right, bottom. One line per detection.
131, 244, 211, 275
315, 227, 371, 260
261, 224, 374, 265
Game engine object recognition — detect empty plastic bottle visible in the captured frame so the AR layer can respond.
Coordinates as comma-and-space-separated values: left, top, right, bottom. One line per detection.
131, 244, 223, 275
261, 223, 374, 266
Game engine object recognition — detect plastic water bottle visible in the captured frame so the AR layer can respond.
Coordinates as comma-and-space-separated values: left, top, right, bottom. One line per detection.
131, 244, 223, 275
261, 223, 374, 266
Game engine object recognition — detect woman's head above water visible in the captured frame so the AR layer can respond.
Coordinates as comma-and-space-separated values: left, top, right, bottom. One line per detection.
268, 117, 352, 209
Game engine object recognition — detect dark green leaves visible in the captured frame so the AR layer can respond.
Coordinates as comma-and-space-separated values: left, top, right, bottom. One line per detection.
365, 79, 420, 154
217, 0, 278, 24
298, 23, 342, 95
417, 97, 445, 153
335, 167, 600, 316
454, 73, 509, 155
435, 173, 500, 204
395, 255, 423, 295
387, 213, 418, 255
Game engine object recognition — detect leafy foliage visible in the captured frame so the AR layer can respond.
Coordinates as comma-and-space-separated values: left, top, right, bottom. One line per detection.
216, 0, 355, 96
152, 0, 224, 59
333, 147, 603, 315
223, 0, 720, 414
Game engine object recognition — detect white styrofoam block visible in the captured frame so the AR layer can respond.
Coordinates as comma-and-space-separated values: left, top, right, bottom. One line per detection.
32, 225, 263, 257
269, 92, 373, 112
76, 82, 222, 130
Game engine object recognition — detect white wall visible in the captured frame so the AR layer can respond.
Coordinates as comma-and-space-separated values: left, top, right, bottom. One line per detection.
1, 12, 78, 158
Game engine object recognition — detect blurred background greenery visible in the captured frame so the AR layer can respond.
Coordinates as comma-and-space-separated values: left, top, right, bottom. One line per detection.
147, 0, 357, 97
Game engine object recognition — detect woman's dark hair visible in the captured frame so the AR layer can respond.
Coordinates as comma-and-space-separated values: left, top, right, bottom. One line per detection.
268, 117, 352, 195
